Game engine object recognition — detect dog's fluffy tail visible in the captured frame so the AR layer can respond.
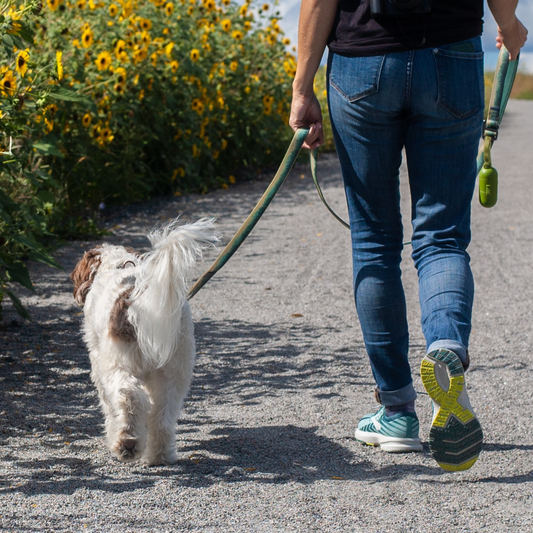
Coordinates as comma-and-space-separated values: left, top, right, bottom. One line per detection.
127, 217, 218, 367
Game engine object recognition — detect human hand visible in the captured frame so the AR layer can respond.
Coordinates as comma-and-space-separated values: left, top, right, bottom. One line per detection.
496, 16, 528, 60
289, 91, 324, 150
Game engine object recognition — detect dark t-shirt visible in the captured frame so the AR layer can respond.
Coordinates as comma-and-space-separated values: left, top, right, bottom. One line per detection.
328, 0, 484, 56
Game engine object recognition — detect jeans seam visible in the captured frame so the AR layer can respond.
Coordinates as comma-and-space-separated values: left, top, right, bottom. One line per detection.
405, 50, 414, 109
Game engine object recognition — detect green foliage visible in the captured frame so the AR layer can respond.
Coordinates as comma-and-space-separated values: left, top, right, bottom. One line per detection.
0, 0, 298, 321
32, 0, 297, 210
0, 0, 64, 320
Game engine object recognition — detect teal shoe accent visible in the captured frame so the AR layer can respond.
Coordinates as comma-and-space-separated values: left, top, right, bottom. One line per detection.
355, 406, 423, 453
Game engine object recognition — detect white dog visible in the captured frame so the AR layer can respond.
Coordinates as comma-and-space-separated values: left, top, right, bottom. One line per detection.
70, 218, 218, 465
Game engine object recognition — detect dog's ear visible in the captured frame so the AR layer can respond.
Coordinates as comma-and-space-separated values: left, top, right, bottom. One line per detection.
70, 248, 102, 305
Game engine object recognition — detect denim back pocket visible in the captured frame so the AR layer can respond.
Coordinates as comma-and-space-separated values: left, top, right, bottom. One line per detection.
432, 47, 484, 119
329, 53, 385, 103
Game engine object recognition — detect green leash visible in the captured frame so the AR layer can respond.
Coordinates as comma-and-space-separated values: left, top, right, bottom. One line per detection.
188, 46, 518, 299
187, 128, 309, 300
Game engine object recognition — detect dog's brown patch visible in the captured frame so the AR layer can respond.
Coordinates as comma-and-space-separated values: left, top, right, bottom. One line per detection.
70, 248, 102, 305
109, 286, 136, 342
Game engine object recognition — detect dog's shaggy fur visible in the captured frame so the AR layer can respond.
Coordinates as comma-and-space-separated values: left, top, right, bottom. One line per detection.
70, 218, 218, 465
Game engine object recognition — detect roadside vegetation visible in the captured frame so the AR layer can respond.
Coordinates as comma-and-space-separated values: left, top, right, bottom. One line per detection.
0, 0, 296, 319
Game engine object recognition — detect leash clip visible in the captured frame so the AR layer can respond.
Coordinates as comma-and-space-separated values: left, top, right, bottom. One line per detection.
482, 116, 499, 141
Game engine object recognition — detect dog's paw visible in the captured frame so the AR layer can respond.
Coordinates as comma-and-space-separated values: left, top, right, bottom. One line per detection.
143, 449, 178, 466
112, 437, 143, 462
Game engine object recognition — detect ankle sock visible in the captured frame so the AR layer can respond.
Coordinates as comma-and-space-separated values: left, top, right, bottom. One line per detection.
385, 401, 415, 416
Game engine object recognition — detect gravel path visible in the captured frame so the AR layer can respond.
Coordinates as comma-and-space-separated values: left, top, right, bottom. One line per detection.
1, 99, 533, 533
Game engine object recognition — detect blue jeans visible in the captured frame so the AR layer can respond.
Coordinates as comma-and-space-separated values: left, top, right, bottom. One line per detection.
327, 37, 484, 406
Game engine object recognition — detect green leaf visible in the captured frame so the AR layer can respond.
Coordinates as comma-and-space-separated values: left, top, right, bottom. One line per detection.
5, 261, 34, 292
36, 190, 56, 204
1, 33, 14, 49
0, 188, 19, 211
48, 87, 92, 106
5, 290, 31, 320
0, 204, 13, 223
17, 22, 35, 46
11, 234, 62, 269
33, 142, 64, 158
27, 249, 62, 270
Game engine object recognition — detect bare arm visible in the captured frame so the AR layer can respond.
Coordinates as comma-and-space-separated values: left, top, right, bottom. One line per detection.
487, 0, 528, 59
289, 0, 339, 149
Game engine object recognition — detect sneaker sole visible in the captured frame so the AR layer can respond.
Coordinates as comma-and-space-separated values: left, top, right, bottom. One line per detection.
355, 429, 423, 453
421, 349, 483, 472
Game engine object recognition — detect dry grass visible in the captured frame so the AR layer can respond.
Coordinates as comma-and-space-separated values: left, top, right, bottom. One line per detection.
510, 72, 533, 99
485, 71, 533, 109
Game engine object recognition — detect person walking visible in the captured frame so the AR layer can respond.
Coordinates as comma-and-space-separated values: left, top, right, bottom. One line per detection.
290, 0, 528, 471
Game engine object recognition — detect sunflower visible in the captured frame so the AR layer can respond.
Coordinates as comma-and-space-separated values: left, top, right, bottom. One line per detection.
140, 18, 152, 31
82, 113, 92, 127
244, 21, 251, 32
165, 42, 174, 58
150, 52, 157, 67
132, 47, 147, 64
239, 5, 247, 16
76, 0, 86, 8
221, 0, 229, 5
0, 69, 16, 96
190, 48, 200, 62
221, 19, 231, 32
81, 27, 94, 48
46, 103, 58, 118
115, 39, 127, 60
115, 66, 127, 84
191, 98, 204, 114
230, 60, 238, 72
140, 31, 151, 46
187, 5, 193, 15
95, 51, 112, 71
204, 0, 215, 11
261, 3, 269, 10
98, 127, 114, 144
47, 0, 60, 11
113, 82, 125, 94
165, 2, 174, 15
232, 30, 243, 41
100, 127, 112, 139
109, 3, 118, 16
56, 50, 63, 80
122, 2, 133, 17
16, 50, 30, 77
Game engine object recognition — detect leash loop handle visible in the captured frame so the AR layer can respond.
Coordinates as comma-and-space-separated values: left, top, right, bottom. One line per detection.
477, 45, 519, 208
